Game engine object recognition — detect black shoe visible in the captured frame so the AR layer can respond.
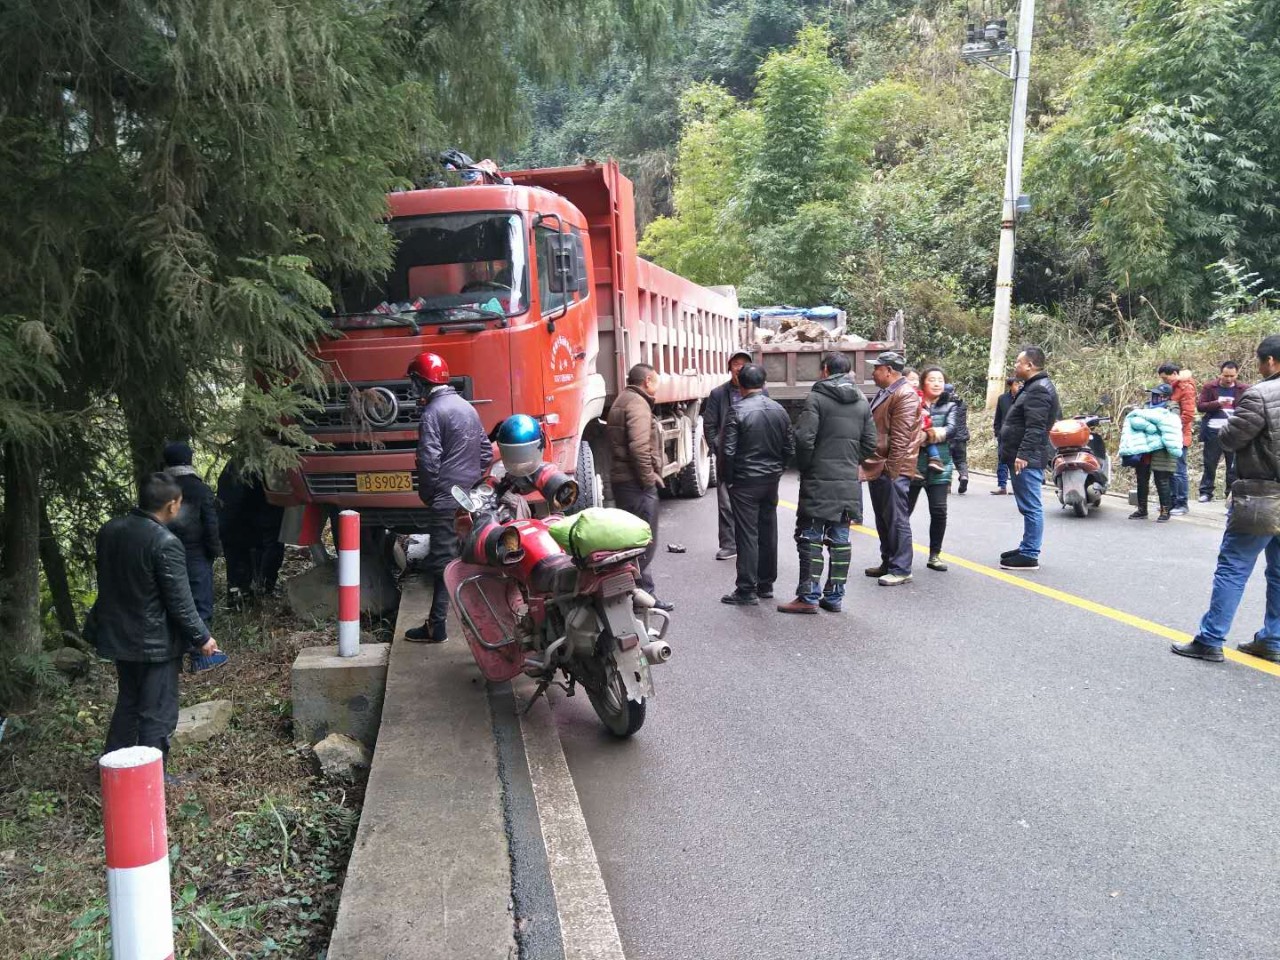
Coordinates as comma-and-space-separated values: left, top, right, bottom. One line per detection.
715, 548, 737, 561
404, 625, 448, 643
757, 587, 774, 600
1157, 508, 1171, 523
958, 477, 968, 495
652, 598, 675, 612
864, 564, 888, 578
1129, 510, 1148, 520
1000, 548, 1021, 560
1170, 639, 1224, 662
818, 598, 843, 613
1000, 553, 1039, 570
1237, 639, 1280, 663
720, 591, 758, 605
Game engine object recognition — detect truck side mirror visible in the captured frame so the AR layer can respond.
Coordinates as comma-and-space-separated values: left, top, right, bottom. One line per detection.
546, 234, 574, 294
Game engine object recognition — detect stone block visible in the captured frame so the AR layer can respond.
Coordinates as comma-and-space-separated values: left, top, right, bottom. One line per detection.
285, 557, 400, 622
313, 733, 372, 782
173, 699, 234, 745
291, 643, 390, 747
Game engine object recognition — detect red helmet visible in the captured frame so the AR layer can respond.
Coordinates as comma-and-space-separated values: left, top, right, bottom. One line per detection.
406, 351, 450, 386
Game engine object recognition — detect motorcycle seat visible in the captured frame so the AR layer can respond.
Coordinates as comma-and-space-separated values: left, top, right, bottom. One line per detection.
585, 547, 646, 570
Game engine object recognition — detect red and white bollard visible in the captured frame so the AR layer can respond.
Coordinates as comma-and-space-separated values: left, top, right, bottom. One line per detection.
100, 746, 174, 960
337, 509, 361, 658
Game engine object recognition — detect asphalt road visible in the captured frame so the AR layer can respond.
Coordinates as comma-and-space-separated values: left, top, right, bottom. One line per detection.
545, 472, 1280, 960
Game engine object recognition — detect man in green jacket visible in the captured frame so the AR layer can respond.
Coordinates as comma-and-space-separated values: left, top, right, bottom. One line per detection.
778, 353, 878, 614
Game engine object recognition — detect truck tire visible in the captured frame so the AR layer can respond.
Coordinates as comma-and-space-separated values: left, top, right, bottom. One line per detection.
676, 416, 711, 498
569, 437, 604, 514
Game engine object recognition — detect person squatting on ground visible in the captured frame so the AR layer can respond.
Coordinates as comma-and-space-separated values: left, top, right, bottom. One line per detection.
1159, 361, 1198, 515
162, 441, 221, 639
991, 377, 1022, 494
216, 458, 285, 608
863, 352, 924, 586
608, 363, 674, 611
87, 473, 223, 780
1173, 335, 1280, 665
909, 366, 960, 571
1120, 384, 1184, 522
778, 353, 877, 615
720, 364, 795, 605
998, 346, 1060, 571
1198, 360, 1250, 502
406, 351, 493, 642
703, 350, 755, 562
944, 379, 970, 494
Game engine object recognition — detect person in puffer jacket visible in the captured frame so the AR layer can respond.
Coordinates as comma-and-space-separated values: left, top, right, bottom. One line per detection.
1121, 385, 1183, 522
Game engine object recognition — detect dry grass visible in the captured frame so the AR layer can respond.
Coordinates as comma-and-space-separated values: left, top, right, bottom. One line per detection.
968, 311, 1280, 494
0, 587, 369, 959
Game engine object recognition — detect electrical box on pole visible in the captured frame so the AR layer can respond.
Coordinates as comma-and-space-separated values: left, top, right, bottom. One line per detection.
961, 1, 1035, 411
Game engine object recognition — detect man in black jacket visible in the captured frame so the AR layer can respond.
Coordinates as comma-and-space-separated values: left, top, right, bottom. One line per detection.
217, 459, 285, 607
990, 377, 1021, 494
163, 441, 221, 634
406, 351, 493, 643
779, 353, 877, 614
998, 346, 1061, 571
89, 473, 221, 771
720, 364, 795, 605
702, 350, 754, 561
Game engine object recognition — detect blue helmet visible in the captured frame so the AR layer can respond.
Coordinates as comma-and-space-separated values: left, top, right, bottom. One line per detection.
496, 414, 544, 477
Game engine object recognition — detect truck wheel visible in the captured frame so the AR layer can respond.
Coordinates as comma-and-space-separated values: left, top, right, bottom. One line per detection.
676, 416, 711, 498
569, 437, 604, 514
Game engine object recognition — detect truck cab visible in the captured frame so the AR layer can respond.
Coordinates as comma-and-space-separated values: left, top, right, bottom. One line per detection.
267, 179, 608, 531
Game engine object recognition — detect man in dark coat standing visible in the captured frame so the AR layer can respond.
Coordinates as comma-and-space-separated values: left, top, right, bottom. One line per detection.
720, 364, 795, 605
998, 345, 1061, 571
88, 473, 222, 776
163, 441, 221, 635
406, 351, 493, 642
779, 353, 877, 614
702, 350, 754, 561
216, 459, 285, 607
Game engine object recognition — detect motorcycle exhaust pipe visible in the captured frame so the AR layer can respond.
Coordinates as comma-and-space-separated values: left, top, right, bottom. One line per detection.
641, 639, 672, 664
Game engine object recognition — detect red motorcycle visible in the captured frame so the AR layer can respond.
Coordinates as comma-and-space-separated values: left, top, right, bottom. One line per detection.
443, 475, 671, 738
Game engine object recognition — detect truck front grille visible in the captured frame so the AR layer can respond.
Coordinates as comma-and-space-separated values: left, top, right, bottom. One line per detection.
298, 377, 472, 434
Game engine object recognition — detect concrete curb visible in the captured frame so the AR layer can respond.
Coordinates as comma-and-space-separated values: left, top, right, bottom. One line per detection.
327, 586, 516, 960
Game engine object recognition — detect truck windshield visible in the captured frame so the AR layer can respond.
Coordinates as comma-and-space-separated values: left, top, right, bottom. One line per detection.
329, 212, 527, 328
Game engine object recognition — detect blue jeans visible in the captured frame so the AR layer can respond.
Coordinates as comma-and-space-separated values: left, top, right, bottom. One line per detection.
1011, 466, 1044, 558
1172, 451, 1189, 508
996, 461, 1010, 489
1195, 528, 1280, 651
795, 517, 852, 604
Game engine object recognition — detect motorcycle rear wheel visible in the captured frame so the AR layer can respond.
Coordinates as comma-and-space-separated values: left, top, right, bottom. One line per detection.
1072, 501, 1088, 518
585, 661, 646, 738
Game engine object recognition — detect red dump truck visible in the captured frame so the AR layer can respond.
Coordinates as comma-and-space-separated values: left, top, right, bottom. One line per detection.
268, 160, 740, 530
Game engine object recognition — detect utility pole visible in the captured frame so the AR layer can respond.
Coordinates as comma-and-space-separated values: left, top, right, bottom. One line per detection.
962, 1, 1036, 411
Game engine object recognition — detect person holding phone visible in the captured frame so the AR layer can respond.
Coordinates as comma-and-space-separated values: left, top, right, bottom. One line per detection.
1197, 360, 1250, 501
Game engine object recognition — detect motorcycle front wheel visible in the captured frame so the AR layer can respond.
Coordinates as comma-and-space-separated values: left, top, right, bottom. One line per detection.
584, 660, 646, 738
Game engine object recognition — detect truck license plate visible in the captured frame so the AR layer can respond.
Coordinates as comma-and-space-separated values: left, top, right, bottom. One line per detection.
355, 472, 413, 493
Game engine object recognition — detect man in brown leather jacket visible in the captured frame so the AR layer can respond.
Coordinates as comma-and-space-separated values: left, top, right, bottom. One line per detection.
607, 363, 674, 611
861, 352, 923, 585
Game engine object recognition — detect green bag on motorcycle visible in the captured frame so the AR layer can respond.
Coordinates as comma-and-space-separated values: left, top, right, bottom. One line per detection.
547, 507, 652, 557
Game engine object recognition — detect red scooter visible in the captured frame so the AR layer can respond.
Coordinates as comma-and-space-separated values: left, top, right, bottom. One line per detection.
443, 474, 671, 738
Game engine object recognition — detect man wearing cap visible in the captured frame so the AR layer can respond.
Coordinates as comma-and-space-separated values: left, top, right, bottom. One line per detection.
861, 352, 923, 586
703, 350, 755, 561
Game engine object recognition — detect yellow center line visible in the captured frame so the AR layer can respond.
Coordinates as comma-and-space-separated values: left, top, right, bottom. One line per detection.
776, 497, 1280, 679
